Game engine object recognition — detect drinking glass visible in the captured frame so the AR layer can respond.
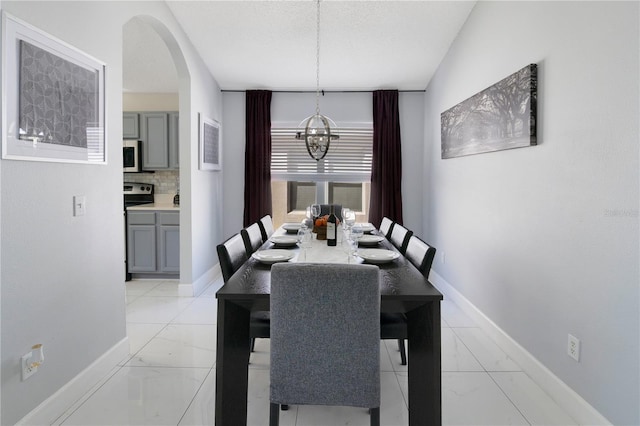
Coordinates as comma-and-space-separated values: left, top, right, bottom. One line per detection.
342, 229, 354, 262
300, 229, 313, 261
341, 208, 350, 230
311, 204, 320, 219
350, 225, 363, 257
345, 209, 356, 229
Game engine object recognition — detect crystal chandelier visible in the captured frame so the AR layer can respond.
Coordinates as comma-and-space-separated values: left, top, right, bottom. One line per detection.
295, 0, 339, 161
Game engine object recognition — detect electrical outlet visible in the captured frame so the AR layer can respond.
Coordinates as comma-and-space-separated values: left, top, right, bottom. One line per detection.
21, 351, 38, 380
567, 334, 580, 362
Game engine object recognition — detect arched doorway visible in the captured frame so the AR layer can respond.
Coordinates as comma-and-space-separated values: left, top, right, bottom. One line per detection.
122, 16, 190, 285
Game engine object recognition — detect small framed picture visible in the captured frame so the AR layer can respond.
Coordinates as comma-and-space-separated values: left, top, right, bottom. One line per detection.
199, 114, 221, 171
2, 13, 106, 164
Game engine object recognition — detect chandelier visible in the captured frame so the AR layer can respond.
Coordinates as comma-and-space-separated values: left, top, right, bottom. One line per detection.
295, 0, 339, 161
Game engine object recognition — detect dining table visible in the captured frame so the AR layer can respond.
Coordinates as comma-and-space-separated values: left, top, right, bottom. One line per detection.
215, 224, 443, 425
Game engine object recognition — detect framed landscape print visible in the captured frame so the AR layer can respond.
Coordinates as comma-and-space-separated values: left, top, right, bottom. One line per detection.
2, 13, 106, 164
441, 64, 537, 159
199, 114, 221, 171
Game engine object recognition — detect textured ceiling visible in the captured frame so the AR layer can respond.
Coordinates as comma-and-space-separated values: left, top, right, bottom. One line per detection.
123, 1, 476, 93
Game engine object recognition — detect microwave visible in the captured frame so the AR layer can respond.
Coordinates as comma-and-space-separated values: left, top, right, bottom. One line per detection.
123, 140, 141, 172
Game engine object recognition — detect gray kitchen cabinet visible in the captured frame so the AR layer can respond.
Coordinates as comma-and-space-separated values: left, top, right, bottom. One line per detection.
169, 112, 180, 169
127, 212, 157, 272
140, 112, 169, 170
123, 113, 139, 139
127, 210, 179, 274
131, 111, 179, 171
158, 212, 180, 272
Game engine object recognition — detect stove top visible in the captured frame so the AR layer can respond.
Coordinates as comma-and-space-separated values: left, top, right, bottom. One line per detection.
124, 182, 154, 207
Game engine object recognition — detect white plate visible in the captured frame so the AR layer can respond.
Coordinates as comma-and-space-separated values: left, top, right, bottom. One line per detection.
252, 249, 295, 264
357, 223, 376, 233
358, 235, 385, 246
270, 235, 299, 247
358, 249, 399, 264
282, 223, 302, 233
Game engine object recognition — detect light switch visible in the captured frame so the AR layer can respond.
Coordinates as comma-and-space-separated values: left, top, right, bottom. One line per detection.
73, 195, 86, 216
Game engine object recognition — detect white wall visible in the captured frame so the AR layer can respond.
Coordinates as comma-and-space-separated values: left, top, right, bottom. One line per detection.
0, 2, 222, 423
424, 2, 639, 424
221, 91, 424, 238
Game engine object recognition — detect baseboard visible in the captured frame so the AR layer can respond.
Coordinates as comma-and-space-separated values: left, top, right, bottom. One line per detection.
16, 337, 129, 426
429, 270, 611, 426
179, 263, 221, 297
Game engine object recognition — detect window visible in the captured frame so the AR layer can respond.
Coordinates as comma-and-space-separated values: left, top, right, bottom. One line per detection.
271, 124, 373, 226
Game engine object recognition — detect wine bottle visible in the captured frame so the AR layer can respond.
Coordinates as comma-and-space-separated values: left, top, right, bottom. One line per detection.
327, 205, 337, 246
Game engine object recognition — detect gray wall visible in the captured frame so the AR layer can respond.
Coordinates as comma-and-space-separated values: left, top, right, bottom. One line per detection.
0, 2, 222, 423
221, 91, 425, 239
423, 2, 639, 424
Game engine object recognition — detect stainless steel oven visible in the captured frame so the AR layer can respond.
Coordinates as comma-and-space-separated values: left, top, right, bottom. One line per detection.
124, 182, 154, 280
123, 140, 141, 172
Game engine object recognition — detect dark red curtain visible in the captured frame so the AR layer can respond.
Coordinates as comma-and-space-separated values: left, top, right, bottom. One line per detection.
369, 90, 403, 227
243, 90, 273, 227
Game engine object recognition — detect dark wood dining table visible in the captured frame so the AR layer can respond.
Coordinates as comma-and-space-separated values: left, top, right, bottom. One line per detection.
215, 228, 443, 425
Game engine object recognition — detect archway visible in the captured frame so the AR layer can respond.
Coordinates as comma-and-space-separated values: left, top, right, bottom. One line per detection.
122, 15, 191, 286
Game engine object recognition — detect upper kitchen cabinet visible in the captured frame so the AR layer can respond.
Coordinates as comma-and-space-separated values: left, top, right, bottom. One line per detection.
169, 112, 179, 169
123, 112, 139, 139
135, 111, 179, 170
141, 112, 169, 169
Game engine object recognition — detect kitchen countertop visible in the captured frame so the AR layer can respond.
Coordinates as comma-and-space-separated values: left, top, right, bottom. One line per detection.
127, 203, 179, 211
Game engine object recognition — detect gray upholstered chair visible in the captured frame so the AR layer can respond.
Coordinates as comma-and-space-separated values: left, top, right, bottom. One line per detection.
389, 222, 413, 254
379, 217, 394, 238
381, 235, 436, 365
258, 214, 275, 242
241, 222, 264, 256
216, 233, 270, 352
269, 263, 381, 426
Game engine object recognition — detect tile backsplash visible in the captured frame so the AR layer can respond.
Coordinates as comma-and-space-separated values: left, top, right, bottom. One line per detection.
124, 170, 179, 195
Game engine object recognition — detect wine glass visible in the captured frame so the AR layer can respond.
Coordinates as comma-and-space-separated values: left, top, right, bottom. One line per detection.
350, 225, 364, 257
341, 208, 350, 230
297, 228, 306, 245
311, 204, 320, 219
345, 209, 356, 229
300, 228, 313, 261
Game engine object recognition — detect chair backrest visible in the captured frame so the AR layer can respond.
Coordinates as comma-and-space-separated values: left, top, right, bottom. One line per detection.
405, 235, 437, 278
319, 204, 343, 222
270, 263, 380, 409
241, 222, 263, 256
216, 233, 248, 283
379, 217, 394, 238
258, 215, 275, 242
389, 223, 413, 254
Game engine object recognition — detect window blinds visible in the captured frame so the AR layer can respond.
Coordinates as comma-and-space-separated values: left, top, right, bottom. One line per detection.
270, 126, 373, 183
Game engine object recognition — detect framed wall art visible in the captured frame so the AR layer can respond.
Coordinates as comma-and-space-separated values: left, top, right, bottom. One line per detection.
199, 114, 221, 171
441, 63, 537, 159
2, 13, 106, 164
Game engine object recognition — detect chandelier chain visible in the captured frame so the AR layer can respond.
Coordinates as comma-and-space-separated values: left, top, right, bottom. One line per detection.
315, 0, 321, 115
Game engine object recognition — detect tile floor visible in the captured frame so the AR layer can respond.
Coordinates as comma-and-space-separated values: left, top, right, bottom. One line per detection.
53, 278, 578, 426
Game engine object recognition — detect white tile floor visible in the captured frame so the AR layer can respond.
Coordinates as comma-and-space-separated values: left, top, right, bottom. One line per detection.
53, 278, 578, 426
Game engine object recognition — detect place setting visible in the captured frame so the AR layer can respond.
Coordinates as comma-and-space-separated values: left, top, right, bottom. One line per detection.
251, 249, 295, 264
281, 222, 303, 233
357, 248, 400, 265
357, 234, 385, 247
269, 235, 299, 248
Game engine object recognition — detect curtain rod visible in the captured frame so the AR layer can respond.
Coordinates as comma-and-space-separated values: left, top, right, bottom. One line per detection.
221, 89, 425, 94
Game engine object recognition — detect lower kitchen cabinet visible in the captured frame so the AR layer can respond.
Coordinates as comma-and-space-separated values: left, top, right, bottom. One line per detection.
127, 210, 179, 274
158, 212, 180, 273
